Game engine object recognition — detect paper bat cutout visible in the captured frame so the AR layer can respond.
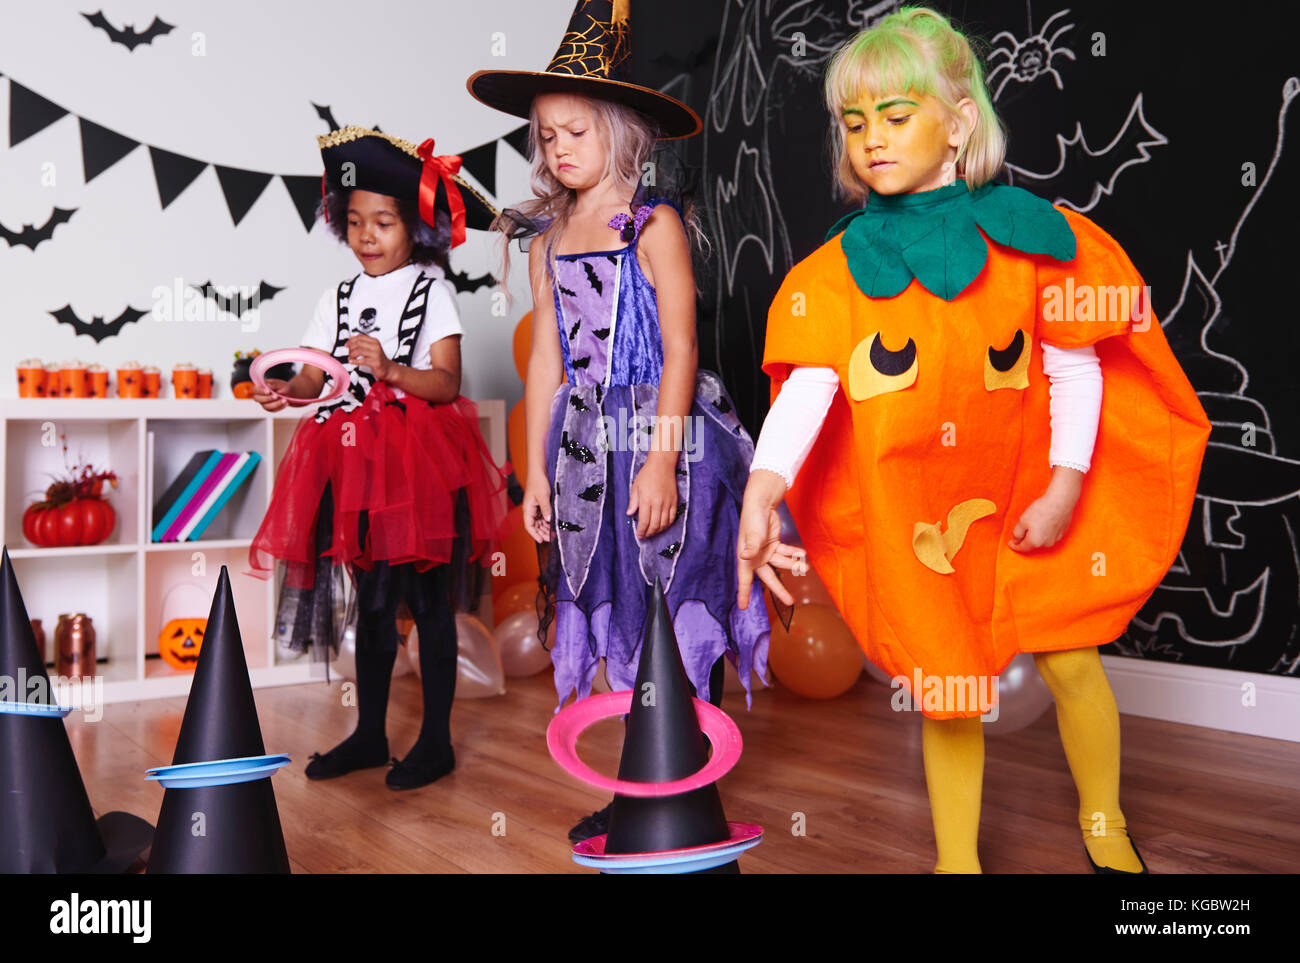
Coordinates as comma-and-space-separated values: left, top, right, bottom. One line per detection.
190, 280, 285, 317
51, 304, 146, 342
81, 11, 175, 50
446, 268, 497, 294
1003, 95, 1168, 213
0, 206, 76, 249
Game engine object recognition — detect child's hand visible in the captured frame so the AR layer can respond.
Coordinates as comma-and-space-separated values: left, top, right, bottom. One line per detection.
1009, 473, 1083, 552
252, 378, 290, 412
736, 470, 801, 609
347, 334, 392, 381
521, 475, 552, 544
627, 457, 678, 539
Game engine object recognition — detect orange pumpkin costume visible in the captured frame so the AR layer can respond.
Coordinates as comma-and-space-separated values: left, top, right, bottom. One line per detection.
764, 182, 1210, 719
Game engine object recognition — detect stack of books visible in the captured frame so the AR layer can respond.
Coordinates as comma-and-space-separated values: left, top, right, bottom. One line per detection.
151, 450, 262, 542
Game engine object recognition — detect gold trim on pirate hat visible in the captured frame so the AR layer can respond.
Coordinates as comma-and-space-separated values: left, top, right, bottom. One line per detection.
318, 126, 498, 246
466, 0, 701, 140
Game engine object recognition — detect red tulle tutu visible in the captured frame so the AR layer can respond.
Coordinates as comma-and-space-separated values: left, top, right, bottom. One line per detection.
250, 382, 509, 590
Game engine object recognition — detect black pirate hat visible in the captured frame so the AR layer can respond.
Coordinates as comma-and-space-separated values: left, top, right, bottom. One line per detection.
466, 0, 701, 140
319, 127, 498, 247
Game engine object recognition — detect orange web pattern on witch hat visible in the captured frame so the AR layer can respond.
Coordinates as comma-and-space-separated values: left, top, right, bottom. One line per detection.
548, 1, 630, 78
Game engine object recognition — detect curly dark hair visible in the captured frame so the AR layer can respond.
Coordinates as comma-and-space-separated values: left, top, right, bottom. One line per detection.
321, 188, 451, 271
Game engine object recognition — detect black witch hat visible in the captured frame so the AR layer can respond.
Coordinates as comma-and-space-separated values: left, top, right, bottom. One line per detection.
147, 566, 290, 874
0, 547, 153, 873
601, 579, 747, 870
466, 0, 701, 140
318, 127, 499, 246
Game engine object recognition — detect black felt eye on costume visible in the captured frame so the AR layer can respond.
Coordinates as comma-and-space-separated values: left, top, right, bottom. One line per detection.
870, 334, 917, 375
847, 332, 919, 401
987, 330, 1024, 372
984, 329, 1031, 391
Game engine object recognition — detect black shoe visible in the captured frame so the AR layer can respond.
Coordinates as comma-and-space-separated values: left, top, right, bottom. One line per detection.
568, 802, 613, 843
1085, 835, 1150, 874
386, 746, 456, 790
304, 736, 389, 780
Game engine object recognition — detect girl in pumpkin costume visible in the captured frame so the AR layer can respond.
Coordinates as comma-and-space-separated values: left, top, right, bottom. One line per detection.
737, 8, 1209, 873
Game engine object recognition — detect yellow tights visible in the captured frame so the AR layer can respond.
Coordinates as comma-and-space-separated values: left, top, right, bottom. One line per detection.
922, 646, 1143, 873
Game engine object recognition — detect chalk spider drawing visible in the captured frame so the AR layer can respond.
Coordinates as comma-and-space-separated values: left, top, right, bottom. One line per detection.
987, 7, 1076, 99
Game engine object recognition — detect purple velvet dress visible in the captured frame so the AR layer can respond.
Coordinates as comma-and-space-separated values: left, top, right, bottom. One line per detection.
540, 198, 770, 708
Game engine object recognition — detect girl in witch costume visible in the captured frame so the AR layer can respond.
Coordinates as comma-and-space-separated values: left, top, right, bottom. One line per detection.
468, 0, 770, 842
737, 8, 1209, 873
249, 127, 508, 790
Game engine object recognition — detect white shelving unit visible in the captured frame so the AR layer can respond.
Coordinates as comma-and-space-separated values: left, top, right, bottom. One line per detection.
0, 397, 506, 704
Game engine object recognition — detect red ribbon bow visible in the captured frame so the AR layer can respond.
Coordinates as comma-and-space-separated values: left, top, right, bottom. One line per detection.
416, 139, 466, 249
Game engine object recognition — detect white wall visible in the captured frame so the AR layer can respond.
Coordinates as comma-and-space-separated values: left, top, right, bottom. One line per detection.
0, 0, 573, 405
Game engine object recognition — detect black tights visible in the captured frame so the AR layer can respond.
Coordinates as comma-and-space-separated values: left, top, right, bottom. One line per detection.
350, 551, 458, 761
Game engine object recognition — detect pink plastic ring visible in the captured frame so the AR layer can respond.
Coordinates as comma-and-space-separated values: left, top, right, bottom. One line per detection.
546, 690, 744, 797
250, 348, 347, 406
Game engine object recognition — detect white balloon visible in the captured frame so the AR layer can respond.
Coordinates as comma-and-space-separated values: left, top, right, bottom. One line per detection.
408, 614, 506, 698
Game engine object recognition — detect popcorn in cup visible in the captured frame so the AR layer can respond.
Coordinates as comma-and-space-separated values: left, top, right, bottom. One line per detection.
59, 360, 88, 398
88, 363, 108, 398
172, 362, 198, 399
117, 361, 142, 398
17, 358, 45, 398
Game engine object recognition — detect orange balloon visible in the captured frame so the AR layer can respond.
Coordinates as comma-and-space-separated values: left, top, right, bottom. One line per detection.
495, 581, 536, 622
786, 568, 835, 607
768, 603, 863, 699
513, 312, 533, 381
492, 505, 540, 600
508, 399, 528, 487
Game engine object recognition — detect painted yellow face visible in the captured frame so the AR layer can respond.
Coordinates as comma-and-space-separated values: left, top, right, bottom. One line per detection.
843, 91, 961, 195
534, 93, 606, 192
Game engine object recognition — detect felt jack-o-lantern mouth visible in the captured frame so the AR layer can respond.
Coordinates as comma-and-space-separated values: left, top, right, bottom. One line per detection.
159, 618, 205, 670
912, 498, 997, 574
848, 328, 1032, 401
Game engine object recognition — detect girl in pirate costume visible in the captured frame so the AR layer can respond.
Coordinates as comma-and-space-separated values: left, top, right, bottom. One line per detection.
250, 128, 508, 790
468, 0, 771, 842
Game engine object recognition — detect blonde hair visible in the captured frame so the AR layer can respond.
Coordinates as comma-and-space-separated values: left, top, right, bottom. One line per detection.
823, 6, 1006, 204
494, 95, 707, 306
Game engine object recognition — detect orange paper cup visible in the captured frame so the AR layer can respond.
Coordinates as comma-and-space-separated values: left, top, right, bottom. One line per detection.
17, 361, 45, 398
59, 362, 88, 398
172, 366, 198, 399
197, 368, 213, 398
88, 366, 109, 398
141, 367, 161, 399
117, 365, 142, 398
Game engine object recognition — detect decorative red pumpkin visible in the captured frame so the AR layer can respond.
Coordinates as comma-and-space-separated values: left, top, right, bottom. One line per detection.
23, 435, 118, 547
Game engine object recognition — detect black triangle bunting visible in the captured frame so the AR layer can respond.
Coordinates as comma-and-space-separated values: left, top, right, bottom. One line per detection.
501, 124, 531, 161
80, 117, 140, 182
149, 146, 208, 208
214, 165, 273, 226
458, 141, 497, 198
9, 81, 69, 147
280, 174, 323, 232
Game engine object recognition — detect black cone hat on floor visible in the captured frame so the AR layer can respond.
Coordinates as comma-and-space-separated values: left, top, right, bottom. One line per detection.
148, 566, 289, 874
0, 546, 153, 873
604, 578, 734, 864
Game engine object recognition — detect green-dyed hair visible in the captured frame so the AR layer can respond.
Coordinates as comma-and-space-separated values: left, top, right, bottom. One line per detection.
823, 6, 1006, 203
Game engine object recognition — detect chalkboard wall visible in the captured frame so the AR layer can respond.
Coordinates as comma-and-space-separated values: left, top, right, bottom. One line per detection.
633, 0, 1300, 677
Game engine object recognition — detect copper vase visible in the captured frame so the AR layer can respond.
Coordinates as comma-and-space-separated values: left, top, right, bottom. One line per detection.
30, 619, 46, 664
54, 613, 96, 679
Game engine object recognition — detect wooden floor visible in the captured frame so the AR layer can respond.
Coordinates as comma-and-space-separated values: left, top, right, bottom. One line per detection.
69, 668, 1300, 873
